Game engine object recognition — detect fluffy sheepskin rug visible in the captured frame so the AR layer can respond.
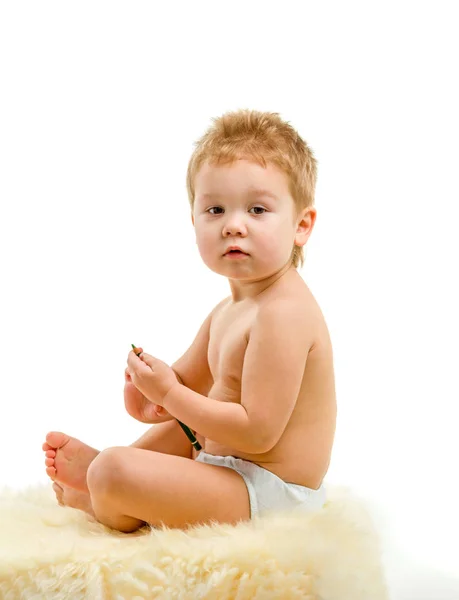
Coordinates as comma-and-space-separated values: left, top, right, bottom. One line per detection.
0, 482, 388, 599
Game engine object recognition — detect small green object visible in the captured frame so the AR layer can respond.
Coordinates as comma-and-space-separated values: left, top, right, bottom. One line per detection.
130, 343, 202, 451
131, 343, 142, 356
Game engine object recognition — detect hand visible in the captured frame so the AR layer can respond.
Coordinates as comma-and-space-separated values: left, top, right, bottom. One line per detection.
124, 367, 173, 423
127, 348, 179, 408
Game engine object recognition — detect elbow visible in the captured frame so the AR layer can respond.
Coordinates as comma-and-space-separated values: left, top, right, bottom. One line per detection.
234, 409, 278, 454
242, 431, 277, 454
255, 438, 277, 454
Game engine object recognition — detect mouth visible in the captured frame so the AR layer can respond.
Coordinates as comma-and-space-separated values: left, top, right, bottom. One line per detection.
224, 250, 249, 257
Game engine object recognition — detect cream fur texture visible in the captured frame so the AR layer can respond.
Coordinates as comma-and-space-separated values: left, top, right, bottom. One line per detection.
0, 483, 388, 599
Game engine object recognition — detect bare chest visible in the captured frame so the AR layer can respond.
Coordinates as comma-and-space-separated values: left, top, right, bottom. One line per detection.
203, 294, 337, 489
207, 302, 255, 399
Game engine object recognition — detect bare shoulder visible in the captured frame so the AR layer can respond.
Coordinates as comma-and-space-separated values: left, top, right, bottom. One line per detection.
259, 276, 325, 342
213, 294, 232, 313
209, 295, 233, 323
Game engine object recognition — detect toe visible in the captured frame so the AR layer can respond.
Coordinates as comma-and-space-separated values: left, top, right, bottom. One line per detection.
45, 450, 56, 458
46, 431, 70, 450
45, 457, 55, 467
53, 482, 64, 506
46, 466, 56, 479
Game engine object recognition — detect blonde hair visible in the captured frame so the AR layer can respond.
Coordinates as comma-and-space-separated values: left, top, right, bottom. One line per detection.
186, 109, 318, 269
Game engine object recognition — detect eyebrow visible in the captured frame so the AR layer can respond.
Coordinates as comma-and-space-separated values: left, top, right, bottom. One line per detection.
201, 189, 279, 201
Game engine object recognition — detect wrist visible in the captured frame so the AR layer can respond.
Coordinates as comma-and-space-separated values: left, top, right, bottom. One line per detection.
163, 380, 182, 410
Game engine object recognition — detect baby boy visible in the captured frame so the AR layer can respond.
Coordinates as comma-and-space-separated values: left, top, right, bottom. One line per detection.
42, 109, 337, 532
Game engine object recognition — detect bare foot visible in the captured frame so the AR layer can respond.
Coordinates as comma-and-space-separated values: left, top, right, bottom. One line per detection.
42, 431, 99, 491
51, 481, 95, 518
43, 431, 99, 515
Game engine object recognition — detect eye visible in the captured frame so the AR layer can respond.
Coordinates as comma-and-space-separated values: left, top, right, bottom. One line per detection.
207, 206, 267, 215
250, 206, 267, 215
207, 206, 223, 215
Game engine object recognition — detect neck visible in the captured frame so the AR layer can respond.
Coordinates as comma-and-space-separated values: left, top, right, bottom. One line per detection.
228, 262, 296, 303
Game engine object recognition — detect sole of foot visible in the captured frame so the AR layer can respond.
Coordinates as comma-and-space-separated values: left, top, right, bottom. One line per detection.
42, 431, 99, 492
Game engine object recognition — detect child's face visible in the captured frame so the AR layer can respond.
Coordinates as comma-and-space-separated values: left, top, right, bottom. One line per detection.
192, 158, 308, 278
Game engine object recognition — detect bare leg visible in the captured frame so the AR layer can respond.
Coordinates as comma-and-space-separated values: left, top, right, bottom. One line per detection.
42, 420, 195, 515
86, 446, 250, 532
130, 419, 195, 458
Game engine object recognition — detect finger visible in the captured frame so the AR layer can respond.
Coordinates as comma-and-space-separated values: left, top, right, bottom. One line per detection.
131, 350, 146, 365
127, 350, 141, 369
139, 352, 155, 367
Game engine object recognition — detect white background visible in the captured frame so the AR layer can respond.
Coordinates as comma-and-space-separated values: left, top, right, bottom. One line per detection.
1, 2, 458, 597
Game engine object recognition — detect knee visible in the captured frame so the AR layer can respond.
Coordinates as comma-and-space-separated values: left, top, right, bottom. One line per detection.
87, 447, 127, 495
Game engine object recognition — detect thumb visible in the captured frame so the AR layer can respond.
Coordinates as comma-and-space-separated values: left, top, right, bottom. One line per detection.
139, 352, 155, 368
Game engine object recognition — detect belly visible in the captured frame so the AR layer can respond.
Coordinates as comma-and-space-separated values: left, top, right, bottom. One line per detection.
198, 379, 335, 490
202, 422, 333, 490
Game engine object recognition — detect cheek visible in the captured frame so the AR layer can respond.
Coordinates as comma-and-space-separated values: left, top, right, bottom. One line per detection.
257, 225, 284, 250
251, 236, 282, 264
195, 229, 215, 256
258, 223, 293, 258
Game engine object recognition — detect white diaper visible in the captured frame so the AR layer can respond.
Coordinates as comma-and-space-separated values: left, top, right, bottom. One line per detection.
195, 451, 326, 519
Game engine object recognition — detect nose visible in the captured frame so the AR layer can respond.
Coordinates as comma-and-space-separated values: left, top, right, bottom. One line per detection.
222, 213, 248, 237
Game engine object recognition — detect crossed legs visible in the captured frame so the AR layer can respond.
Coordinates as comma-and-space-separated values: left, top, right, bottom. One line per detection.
43, 422, 250, 532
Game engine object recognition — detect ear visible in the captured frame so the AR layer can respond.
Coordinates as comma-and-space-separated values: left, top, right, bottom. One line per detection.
294, 207, 317, 248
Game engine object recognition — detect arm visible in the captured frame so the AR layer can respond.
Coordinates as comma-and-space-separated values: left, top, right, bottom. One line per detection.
164, 299, 314, 454
163, 383, 255, 452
